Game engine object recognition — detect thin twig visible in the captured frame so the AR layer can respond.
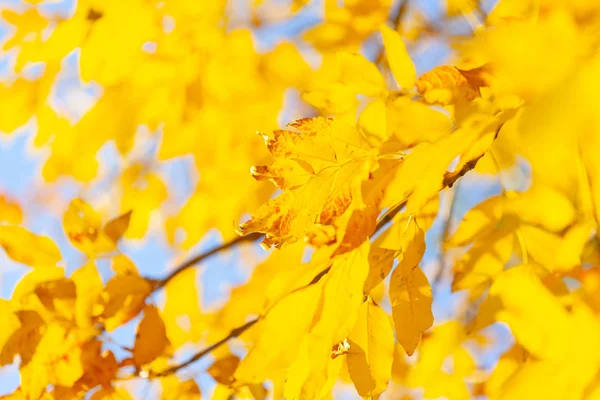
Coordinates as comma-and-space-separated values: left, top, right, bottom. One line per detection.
151, 232, 264, 291
153, 319, 259, 378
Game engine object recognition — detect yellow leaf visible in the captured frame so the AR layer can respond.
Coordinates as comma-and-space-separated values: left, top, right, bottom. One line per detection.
21, 323, 83, 398
346, 299, 394, 398
380, 25, 416, 90
485, 345, 527, 398
386, 97, 452, 149
389, 219, 432, 355
0, 195, 23, 224
406, 322, 471, 399
382, 110, 515, 214
312, 241, 371, 344
489, 265, 569, 360
240, 117, 376, 248
78, 340, 118, 389
100, 273, 152, 331
358, 98, 388, 147
133, 305, 171, 366
446, 195, 504, 247
163, 268, 204, 347
208, 354, 240, 386
111, 254, 139, 276
452, 228, 514, 294
280, 243, 370, 398
214, 244, 318, 340
303, 0, 391, 51
160, 377, 202, 400
506, 185, 576, 232
391, 344, 409, 383
0, 310, 44, 366
234, 281, 324, 383
10, 265, 64, 305
363, 246, 396, 294
71, 262, 103, 328
519, 223, 593, 272
120, 165, 168, 238
0, 300, 21, 359
63, 198, 115, 255
283, 336, 344, 400
337, 52, 387, 96
415, 65, 482, 105
90, 387, 133, 400
103, 210, 132, 243
446, 0, 478, 16
0, 226, 61, 268
1, 8, 47, 51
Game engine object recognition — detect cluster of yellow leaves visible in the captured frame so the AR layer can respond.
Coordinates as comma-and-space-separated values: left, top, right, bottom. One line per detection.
3, 0, 600, 399
0, 0, 312, 246
0, 198, 202, 398
227, 0, 600, 398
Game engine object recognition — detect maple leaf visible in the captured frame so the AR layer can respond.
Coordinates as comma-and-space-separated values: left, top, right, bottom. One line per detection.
239, 117, 377, 248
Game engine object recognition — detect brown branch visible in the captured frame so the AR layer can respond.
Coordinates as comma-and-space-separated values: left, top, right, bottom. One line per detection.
151, 232, 264, 291
153, 319, 258, 378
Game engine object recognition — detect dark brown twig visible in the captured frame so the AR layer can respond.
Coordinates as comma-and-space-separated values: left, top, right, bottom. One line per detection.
151, 232, 264, 291
153, 319, 259, 378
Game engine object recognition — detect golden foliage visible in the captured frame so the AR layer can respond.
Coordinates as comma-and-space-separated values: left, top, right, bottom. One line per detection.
1, 0, 600, 399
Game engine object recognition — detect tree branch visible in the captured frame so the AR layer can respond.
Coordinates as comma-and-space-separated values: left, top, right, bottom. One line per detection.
151, 232, 264, 291
153, 319, 259, 378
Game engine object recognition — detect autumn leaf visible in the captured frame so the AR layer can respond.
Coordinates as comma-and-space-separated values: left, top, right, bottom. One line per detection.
363, 246, 396, 294
90, 387, 133, 400
380, 25, 416, 90
0, 226, 62, 268
103, 210, 133, 243
234, 282, 324, 383
20, 323, 84, 399
2, 0, 600, 398
162, 268, 204, 347
208, 354, 240, 386
133, 305, 171, 366
346, 299, 394, 398
283, 242, 371, 398
63, 198, 132, 255
415, 65, 484, 105
99, 271, 152, 331
160, 377, 201, 400
71, 262, 103, 328
0, 195, 22, 224
389, 219, 433, 355
240, 117, 377, 248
